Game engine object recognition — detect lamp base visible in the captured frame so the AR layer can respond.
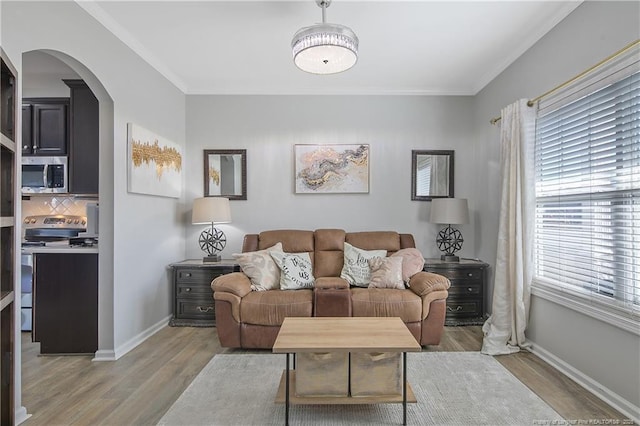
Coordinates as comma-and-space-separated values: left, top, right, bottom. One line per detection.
203, 254, 221, 263
440, 254, 460, 262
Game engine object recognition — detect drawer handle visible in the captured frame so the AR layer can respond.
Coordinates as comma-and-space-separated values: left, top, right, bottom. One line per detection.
467, 287, 474, 292
447, 305, 464, 312
467, 273, 473, 277
185, 287, 191, 292
197, 306, 214, 313
184, 272, 192, 277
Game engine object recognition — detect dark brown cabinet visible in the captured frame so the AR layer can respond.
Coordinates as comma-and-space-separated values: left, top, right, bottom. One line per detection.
169, 260, 240, 326
0, 61, 15, 141
64, 80, 99, 194
423, 258, 489, 326
0, 50, 16, 425
22, 98, 69, 156
33, 252, 98, 354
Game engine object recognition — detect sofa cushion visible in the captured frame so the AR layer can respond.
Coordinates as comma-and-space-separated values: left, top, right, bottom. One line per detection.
240, 289, 313, 326
350, 288, 422, 323
232, 242, 283, 291
390, 248, 425, 283
340, 242, 387, 287
314, 229, 347, 277
258, 230, 314, 253
368, 256, 405, 289
270, 251, 315, 290
345, 231, 401, 252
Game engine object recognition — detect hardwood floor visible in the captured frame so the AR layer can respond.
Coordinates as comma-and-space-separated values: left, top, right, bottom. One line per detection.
20, 326, 630, 425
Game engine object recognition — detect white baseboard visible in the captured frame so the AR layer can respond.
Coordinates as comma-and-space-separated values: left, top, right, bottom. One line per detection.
529, 342, 639, 423
92, 315, 171, 362
15, 405, 30, 425
92, 349, 117, 362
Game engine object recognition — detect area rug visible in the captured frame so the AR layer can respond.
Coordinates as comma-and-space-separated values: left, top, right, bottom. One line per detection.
158, 352, 562, 425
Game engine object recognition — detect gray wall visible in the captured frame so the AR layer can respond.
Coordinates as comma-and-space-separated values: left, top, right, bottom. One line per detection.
185, 95, 476, 259
473, 1, 640, 418
2, 0, 186, 364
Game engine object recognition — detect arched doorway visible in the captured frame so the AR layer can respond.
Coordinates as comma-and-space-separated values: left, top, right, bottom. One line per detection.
20, 50, 115, 358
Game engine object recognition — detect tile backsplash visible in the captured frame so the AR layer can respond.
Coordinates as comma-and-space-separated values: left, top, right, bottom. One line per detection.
22, 195, 98, 220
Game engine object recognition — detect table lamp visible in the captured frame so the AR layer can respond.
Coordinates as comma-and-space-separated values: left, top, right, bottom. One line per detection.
192, 197, 231, 262
429, 198, 469, 262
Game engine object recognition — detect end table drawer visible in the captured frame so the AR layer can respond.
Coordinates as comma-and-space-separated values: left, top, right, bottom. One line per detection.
446, 300, 481, 317
177, 299, 215, 319
437, 268, 483, 280
447, 283, 481, 296
177, 269, 222, 283
177, 282, 213, 297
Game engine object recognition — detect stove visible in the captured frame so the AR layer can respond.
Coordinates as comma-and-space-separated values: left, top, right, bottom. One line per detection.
23, 214, 87, 243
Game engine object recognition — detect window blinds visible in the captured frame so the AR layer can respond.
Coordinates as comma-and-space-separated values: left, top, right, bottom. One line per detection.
416, 155, 432, 196
534, 70, 640, 311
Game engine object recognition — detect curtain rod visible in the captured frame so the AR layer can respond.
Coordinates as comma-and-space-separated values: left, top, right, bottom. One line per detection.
489, 39, 640, 125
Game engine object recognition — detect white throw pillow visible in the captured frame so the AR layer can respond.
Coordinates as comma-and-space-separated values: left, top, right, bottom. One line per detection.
232, 242, 283, 291
340, 242, 387, 287
270, 251, 315, 290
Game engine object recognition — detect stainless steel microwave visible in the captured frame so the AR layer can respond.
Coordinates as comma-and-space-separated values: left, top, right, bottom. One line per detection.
21, 156, 68, 194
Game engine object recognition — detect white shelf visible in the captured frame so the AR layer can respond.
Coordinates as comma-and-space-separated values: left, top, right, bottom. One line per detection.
0, 217, 14, 228
0, 291, 14, 311
0, 133, 16, 152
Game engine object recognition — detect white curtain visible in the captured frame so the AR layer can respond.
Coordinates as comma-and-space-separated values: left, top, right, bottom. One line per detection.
481, 99, 536, 355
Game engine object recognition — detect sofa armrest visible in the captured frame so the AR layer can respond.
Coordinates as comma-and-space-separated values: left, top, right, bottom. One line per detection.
212, 272, 252, 298
214, 291, 242, 323
408, 271, 450, 297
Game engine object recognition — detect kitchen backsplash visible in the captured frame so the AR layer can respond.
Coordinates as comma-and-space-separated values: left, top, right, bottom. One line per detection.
22, 196, 98, 221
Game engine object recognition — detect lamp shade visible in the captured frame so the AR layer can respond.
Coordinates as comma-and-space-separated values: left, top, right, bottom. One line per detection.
292, 23, 358, 74
291, 0, 358, 75
429, 198, 469, 225
192, 197, 231, 225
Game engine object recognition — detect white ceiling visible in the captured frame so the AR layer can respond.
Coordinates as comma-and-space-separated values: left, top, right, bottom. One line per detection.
75, 0, 582, 95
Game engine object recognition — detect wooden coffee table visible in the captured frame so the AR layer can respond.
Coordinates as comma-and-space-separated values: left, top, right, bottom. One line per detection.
273, 317, 422, 425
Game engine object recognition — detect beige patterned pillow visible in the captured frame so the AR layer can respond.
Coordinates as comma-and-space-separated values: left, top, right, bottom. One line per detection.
368, 256, 405, 289
270, 251, 315, 290
232, 242, 283, 291
340, 242, 387, 287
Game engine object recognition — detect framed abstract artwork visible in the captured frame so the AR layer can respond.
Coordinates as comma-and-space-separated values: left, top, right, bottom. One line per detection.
127, 123, 182, 198
204, 149, 247, 200
294, 144, 369, 194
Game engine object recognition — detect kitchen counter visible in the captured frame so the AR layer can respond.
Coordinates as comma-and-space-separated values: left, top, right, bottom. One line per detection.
21, 245, 99, 254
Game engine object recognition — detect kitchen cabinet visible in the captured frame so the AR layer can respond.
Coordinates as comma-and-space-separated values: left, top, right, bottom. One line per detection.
33, 252, 97, 354
64, 80, 99, 194
22, 98, 69, 156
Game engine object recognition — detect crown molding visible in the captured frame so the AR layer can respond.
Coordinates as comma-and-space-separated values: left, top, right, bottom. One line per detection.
74, 0, 188, 93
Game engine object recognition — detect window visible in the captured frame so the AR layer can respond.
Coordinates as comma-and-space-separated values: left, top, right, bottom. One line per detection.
416, 155, 432, 196
534, 70, 639, 319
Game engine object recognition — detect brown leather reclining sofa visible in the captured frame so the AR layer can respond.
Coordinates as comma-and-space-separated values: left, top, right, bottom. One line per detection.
212, 229, 450, 349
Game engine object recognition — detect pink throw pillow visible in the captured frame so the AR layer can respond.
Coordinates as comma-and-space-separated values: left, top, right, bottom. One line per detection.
390, 248, 425, 283
368, 257, 405, 289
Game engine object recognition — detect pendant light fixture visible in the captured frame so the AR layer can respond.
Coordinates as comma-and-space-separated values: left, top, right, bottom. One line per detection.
291, 0, 359, 74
